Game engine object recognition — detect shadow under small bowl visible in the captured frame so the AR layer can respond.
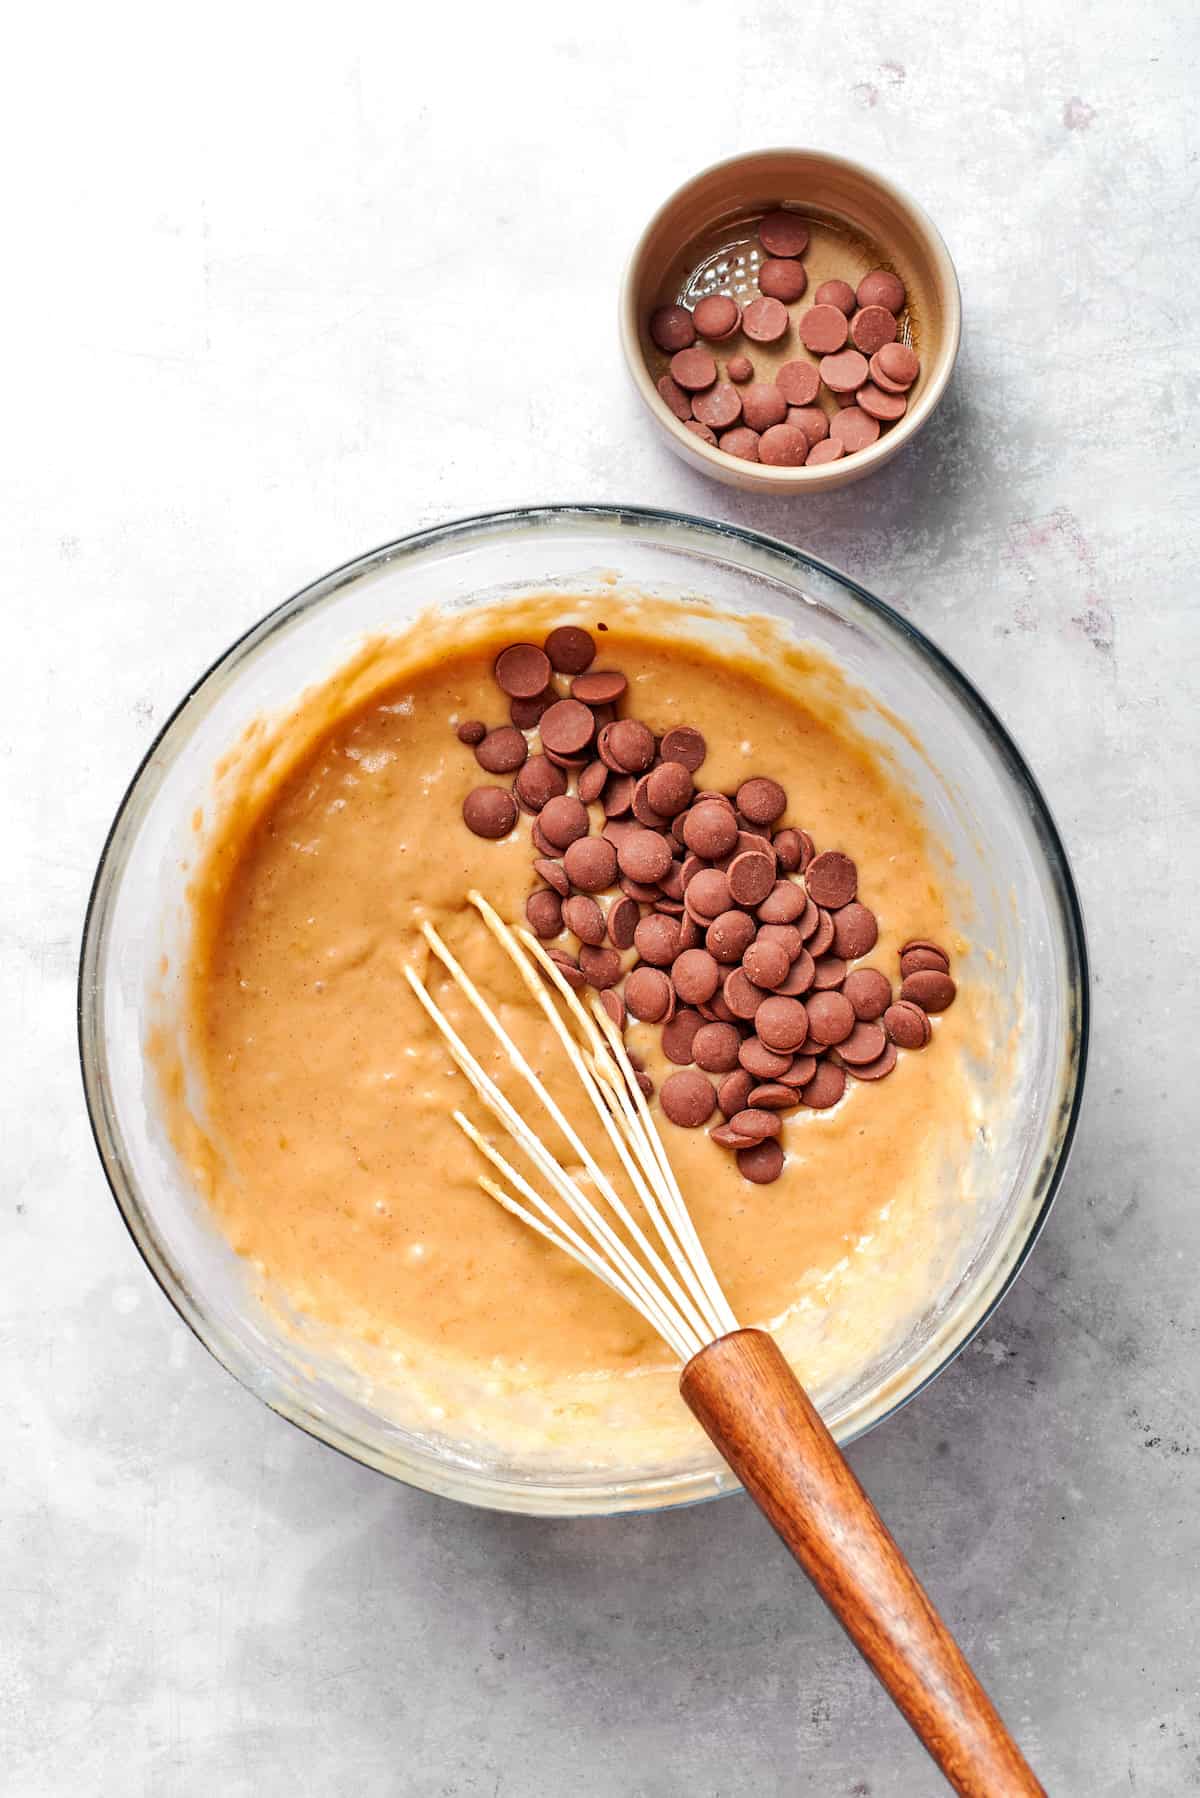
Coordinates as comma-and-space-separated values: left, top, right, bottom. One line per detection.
621, 148, 961, 494
80, 506, 1085, 1517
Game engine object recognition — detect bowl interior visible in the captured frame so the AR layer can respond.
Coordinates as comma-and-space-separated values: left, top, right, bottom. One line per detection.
622, 149, 960, 492
80, 507, 1084, 1516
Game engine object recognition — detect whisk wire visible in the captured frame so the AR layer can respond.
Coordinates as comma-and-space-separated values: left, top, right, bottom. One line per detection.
403, 951, 701, 1357
455, 1113, 696, 1358
404, 896, 742, 1360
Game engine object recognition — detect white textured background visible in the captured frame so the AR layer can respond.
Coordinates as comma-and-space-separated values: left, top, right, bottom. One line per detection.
3, 2, 1198, 1793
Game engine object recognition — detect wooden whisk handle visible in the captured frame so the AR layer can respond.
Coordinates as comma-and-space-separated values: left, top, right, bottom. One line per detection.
680, 1329, 1044, 1798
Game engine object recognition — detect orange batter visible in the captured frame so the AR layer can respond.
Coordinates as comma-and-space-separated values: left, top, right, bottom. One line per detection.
169, 594, 981, 1465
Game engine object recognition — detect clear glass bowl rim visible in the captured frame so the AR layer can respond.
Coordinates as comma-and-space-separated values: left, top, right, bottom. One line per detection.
78, 503, 1090, 1515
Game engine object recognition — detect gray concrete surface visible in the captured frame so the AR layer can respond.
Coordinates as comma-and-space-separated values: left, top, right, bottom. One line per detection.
3, 2, 1198, 1792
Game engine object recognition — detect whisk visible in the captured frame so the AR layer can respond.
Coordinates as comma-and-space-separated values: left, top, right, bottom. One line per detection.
406, 894, 1044, 1798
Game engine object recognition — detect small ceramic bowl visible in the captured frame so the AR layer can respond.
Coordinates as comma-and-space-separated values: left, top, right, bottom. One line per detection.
620, 148, 961, 494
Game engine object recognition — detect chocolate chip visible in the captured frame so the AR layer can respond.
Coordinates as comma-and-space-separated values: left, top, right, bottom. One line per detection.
494, 642, 552, 700
562, 894, 606, 945
836, 1021, 888, 1066
577, 760, 608, 805
600, 988, 627, 1032
717, 1068, 755, 1116
456, 719, 487, 745
682, 801, 739, 860
831, 902, 878, 961
621, 877, 662, 903
631, 776, 671, 829
578, 944, 622, 990
727, 850, 777, 907
544, 745, 589, 771
747, 1083, 800, 1110
807, 908, 836, 959
530, 819, 555, 857
602, 774, 635, 817
884, 1000, 932, 1049
659, 860, 685, 902
514, 755, 568, 812
533, 857, 570, 898
511, 692, 553, 729
736, 1139, 784, 1184
901, 937, 949, 960
685, 868, 732, 921
475, 726, 528, 774
563, 835, 618, 892
736, 777, 787, 825
571, 670, 628, 706
773, 827, 813, 873
650, 306, 696, 353
596, 724, 626, 773
626, 965, 673, 1023
738, 1035, 793, 1079
711, 1124, 758, 1150
805, 990, 855, 1046
843, 967, 891, 1020
645, 761, 695, 818
701, 988, 738, 1025
539, 698, 595, 758
661, 1069, 717, 1128
659, 727, 706, 771
708, 1121, 755, 1150
463, 787, 517, 839
743, 937, 790, 991
544, 626, 596, 674
805, 851, 857, 908
672, 948, 721, 1005
844, 1041, 899, 1081
728, 1108, 781, 1141
658, 373, 694, 421
900, 970, 957, 1013
900, 946, 951, 977
810, 955, 847, 991
756, 922, 802, 959
798, 895, 820, 940
662, 1011, 706, 1068
777, 1055, 817, 1088
615, 828, 670, 886
723, 967, 767, 1021
677, 916, 702, 955
706, 909, 757, 963
525, 888, 563, 938
606, 719, 656, 774
692, 1021, 742, 1073
547, 949, 586, 992
539, 794, 590, 849
755, 995, 809, 1052
757, 880, 806, 924
606, 895, 638, 950
801, 1063, 845, 1110
634, 913, 682, 967
776, 949, 815, 996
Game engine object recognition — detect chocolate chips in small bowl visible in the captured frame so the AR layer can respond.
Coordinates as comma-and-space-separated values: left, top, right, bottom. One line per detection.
460, 627, 957, 1185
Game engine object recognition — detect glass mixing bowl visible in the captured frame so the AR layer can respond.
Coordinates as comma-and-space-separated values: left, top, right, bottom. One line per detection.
79, 506, 1088, 1515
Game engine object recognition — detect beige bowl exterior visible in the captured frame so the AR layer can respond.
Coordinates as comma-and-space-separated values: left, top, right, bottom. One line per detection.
620, 148, 961, 494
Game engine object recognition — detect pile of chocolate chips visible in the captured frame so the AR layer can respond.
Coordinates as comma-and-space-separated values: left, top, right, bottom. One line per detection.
459, 627, 957, 1186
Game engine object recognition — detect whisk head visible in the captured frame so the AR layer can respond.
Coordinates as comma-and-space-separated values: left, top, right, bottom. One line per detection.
404, 893, 738, 1363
